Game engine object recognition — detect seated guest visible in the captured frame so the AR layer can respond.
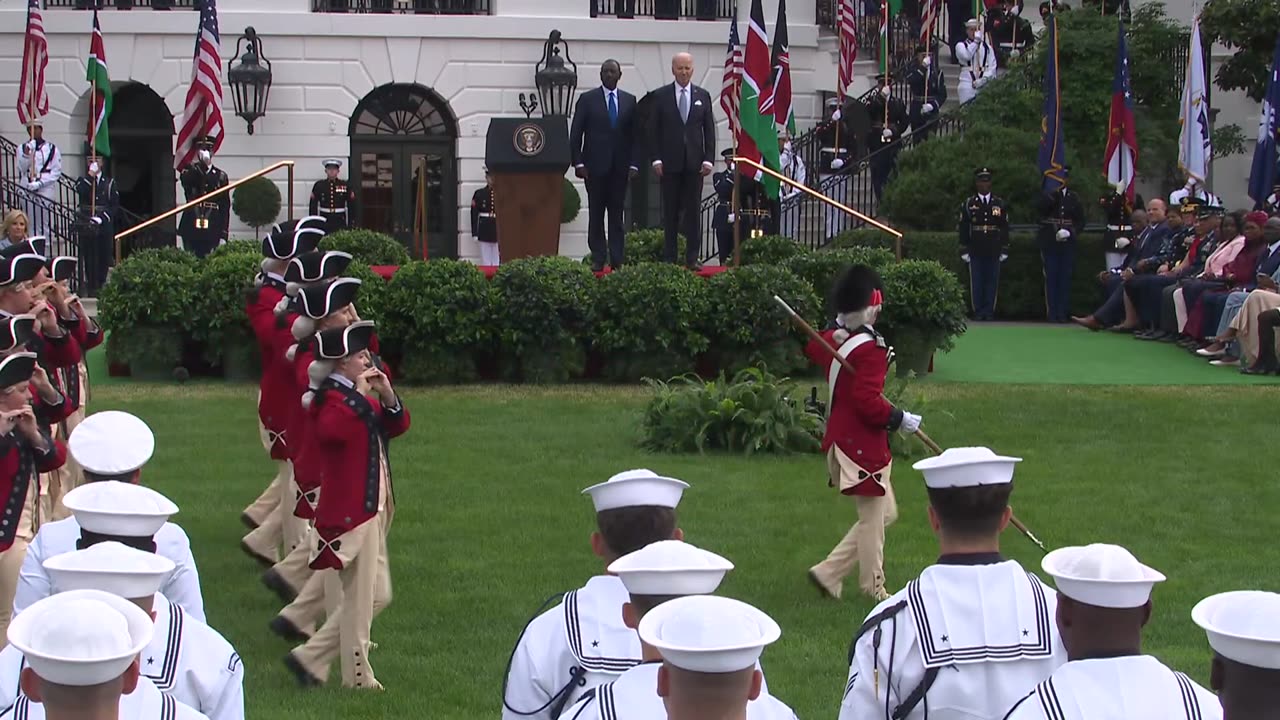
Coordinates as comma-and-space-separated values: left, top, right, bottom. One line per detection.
1072, 207, 1158, 331
1128, 201, 1212, 340
1199, 217, 1280, 363
1181, 211, 1269, 348
1239, 305, 1280, 375
1168, 210, 1245, 347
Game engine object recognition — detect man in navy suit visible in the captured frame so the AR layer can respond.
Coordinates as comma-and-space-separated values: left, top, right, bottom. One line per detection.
649, 52, 717, 269
571, 59, 640, 272
1072, 200, 1171, 330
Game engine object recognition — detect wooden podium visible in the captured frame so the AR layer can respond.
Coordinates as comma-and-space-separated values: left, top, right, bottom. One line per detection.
485, 117, 570, 260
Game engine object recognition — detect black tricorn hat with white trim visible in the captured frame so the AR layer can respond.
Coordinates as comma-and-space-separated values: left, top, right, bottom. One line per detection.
48, 256, 77, 283
285, 251, 353, 285
0, 351, 38, 388
261, 222, 325, 260
315, 320, 376, 361
0, 315, 36, 354
2, 237, 48, 262
295, 277, 361, 320
0, 253, 47, 287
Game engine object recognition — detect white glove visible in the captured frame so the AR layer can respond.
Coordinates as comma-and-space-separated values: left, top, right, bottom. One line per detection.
976, 77, 989, 88
1000, 253, 1009, 262
961, 253, 971, 263
27, 180, 40, 192
1114, 181, 1127, 194
831, 108, 842, 121
900, 411, 922, 434
1056, 228, 1071, 241
833, 328, 851, 344
976, 30, 984, 40
90, 217, 102, 225
882, 128, 893, 139
922, 103, 935, 113
218, 238, 226, 246
727, 213, 736, 223
1010, 49, 1022, 58
1115, 237, 1130, 249
830, 158, 845, 171
1011, 4, 1021, 14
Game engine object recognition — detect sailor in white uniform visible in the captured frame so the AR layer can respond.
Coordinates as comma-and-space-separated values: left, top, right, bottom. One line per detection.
13, 412, 203, 622
5, 589, 153, 720
0, 545, 208, 720
1193, 590, 1280, 720
1004, 543, 1221, 720
840, 447, 1067, 720
0, 503, 244, 720
956, 19, 997, 104
558, 540, 796, 720
502, 469, 688, 720
638, 594, 781, 720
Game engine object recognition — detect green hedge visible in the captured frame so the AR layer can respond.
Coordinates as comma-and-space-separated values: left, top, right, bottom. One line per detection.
321, 229, 412, 266
591, 263, 712, 382
383, 261, 494, 384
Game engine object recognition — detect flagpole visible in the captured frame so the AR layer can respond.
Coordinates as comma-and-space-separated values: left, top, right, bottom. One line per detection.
882, 0, 889, 128
91, 67, 97, 220
26, 25, 36, 185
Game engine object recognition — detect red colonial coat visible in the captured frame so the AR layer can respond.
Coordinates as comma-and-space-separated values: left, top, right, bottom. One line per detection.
25, 324, 81, 371
55, 314, 103, 415
32, 383, 74, 428
0, 430, 66, 551
805, 327, 898, 496
246, 277, 296, 460
309, 381, 409, 571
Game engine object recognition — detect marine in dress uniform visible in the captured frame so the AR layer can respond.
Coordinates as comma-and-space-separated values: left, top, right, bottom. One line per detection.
906, 44, 947, 141
5, 589, 155, 720
471, 167, 500, 267
817, 98, 858, 241
240, 219, 327, 568
308, 160, 355, 234
1192, 590, 1280, 719
841, 448, 1067, 720
13, 413, 204, 622
502, 470, 688, 720
13, 120, 60, 241
1100, 183, 1135, 270
865, 74, 909, 203
1004, 544, 1220, 720
638, 595, 780, 720
284, 322, 408, 690
956, 20, 997, 104
805, 266, 921, 603
74, 155, 119, 293
558, 541, 797, 720
178, 137, 230, 259
960, 168, 1011, 321
988, 0, 1034, 68
1037, 168, 1087, 323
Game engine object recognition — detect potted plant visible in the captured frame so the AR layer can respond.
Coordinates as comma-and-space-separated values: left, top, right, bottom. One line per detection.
877, 260, 968, 377
231, 176, 282, 238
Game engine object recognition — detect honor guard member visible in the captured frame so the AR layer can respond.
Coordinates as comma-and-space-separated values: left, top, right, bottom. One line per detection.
638, 595, 781, 720
14, 119, 61, 240
74, 154, 119, 292
906, 44, 947, 141
818, 98, 858, 241
1005, 544, 1219, 720
502, 470, 689, 720
309, 160, 355, 234
5, 590, 155, 720
0, 252, 81, 371
960, 168, 1011, 321
989, 0, 1034, 68
178, 137, 230, 259
284, 321, 408, 691
1038, 167, 1086, 323
1192, 591, 1280, 720
559, 541, 797, 720
1264, 181, 1280, 215
841, 447, 1067, 720
471, 167, 500, 267
1100, 182, 1135, 270
20, 537, 243, 720
0, 546, 208, 720
956, 19, 997, 104
806, 266, 921, 603
13, 412, 204, 622
865, 74, 909, 203
1169, 177, 1220, 209
712, 149, 739, 265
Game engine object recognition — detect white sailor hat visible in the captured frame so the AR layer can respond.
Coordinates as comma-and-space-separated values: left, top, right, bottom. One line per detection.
8, 589, 153, 687
639, 595, 780, 673
582, 469, 689, 513
1192, 591, 1280, 670
63, 482, 178, 539
25, 116, 44, 128
44, 541, 175, 600
608, 540, 734, 597
1041, 543, 1166, 609
323, 158, 343, 169
965, 17, 981, 28
69, 411, 155, 475
912, 447, 1022, 489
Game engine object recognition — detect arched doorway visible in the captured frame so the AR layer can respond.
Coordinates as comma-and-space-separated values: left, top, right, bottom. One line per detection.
350, 84, 458, 259
107, 83, 175, 226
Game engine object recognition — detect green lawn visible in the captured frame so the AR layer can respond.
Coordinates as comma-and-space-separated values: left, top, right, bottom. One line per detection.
86, 379, 1279, 719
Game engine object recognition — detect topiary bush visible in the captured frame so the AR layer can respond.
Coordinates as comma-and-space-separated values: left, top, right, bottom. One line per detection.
739, 235, 804, 266
321, 229, 412, 266
491, 256, 596, 383
98, 249, 199, 370
190, 252, 262, 372
207, 239, 261, 259
232, 177, 282, 235
382, 260, 494, 384
561, 177, 582, 224
783, 247, 897, 320
706, 265, 820, 376
877, 259, 969, 376
591, 263, 713, 382
625, 228, 687, 264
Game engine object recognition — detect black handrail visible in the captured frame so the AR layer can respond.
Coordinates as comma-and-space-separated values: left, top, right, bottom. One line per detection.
591, 0, 732, 19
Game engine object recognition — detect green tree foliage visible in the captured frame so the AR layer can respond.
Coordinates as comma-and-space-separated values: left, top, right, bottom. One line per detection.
231, 177, 282, 234
1200, 0, 1280, 102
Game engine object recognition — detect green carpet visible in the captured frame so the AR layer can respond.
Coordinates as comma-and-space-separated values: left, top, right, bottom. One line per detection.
930, 323, 1276, 385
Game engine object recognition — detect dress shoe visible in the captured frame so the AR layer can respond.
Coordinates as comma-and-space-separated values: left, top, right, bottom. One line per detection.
1108, 325, 1138, 334
283, 652, 324, 688
1241, 364, 1276, 375
1135, 330, 1164, 341
1196, 347, 1226, 359
686, 262, 703, 272
1071, 316, 1102, 331
239, 512, 260, 531
1211, 357, 1241, 367
240, 540, 275, 568
269, 615, 311, 643
590, 262, 605, 273
1157, 333, 1178, 343
807, 569, 841, 600
261, 567, 299, 603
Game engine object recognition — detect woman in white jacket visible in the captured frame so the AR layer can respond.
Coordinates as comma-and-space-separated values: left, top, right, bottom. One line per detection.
956, 19, 998, 104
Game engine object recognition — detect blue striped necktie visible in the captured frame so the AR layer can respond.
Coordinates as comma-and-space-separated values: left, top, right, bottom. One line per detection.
608, 92, 618, 127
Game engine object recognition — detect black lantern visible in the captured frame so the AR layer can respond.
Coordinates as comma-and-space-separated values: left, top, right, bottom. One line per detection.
227, 27, 273, 135
535, 30, 578, 118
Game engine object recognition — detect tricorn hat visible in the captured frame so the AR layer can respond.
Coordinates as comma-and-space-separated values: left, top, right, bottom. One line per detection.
833, 264, 884, 315
296, 277, 361, 320
262, 222, 325, 261
2, 236, 49, 261
285, 251, 353, 286
0, 351, 37, 388
0, 253, 47, 287
0, 315, 36, 354
48, 256, 77, 283
315, 320, 376, 361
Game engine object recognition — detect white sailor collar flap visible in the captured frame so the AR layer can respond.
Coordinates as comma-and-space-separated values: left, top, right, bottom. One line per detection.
561, 576, 641, 674
142, 595, 183, 691
907, 562, 1054, 668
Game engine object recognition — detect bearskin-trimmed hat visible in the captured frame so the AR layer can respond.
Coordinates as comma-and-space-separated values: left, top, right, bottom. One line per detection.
833, 264, 884, 315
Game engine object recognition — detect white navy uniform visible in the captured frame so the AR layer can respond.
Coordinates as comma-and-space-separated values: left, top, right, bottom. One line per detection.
1169, 187, 1220, 208
503, 576, 641, 720
0, 675, 210, 720
12, 517, 204, 622
956, 38, 997, 104
0, 595, 241, 720
1003, 655, 1221, 720
558, 661, 796, 720
840, 556, 1067, 720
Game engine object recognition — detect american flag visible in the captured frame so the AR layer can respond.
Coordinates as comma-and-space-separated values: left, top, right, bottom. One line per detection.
836, 0, 858, 103
174, 0, 225, 170
720, 11, 744, 140
17, 0, 48, 127
919, 0, 941, 47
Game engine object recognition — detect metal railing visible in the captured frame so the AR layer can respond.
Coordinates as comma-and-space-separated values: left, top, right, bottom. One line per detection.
44, 0, 198, 8
0, 180, 92, 295
115, 160, 296, 262
311, 0, 492, 12
590, 0, 732, 19
817, 0, 949, 58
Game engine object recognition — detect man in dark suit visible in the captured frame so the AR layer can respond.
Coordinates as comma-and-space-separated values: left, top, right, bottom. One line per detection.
571, 59, 639, 272
649, 52, 716, 269
1073, 199, 1171, 331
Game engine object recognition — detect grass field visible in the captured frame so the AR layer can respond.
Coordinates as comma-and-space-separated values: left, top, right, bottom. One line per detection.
88, 373, 1280, 719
